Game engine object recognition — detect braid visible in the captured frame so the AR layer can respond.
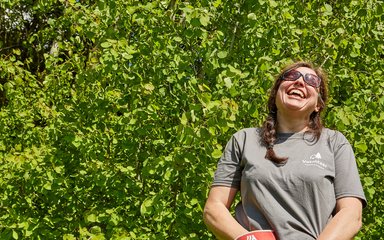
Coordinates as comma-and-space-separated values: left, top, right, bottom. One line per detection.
262, 114, 288, 163
308, 111, 323, 141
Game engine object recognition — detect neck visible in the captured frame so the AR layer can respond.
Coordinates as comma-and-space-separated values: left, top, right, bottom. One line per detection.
276, 111, 310, 133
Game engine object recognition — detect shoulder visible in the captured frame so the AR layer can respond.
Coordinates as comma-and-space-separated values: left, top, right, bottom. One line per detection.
322, 128, 349, 141
230, 128, 261, 144
233, 127, 261, 138
321, 128, 351, 149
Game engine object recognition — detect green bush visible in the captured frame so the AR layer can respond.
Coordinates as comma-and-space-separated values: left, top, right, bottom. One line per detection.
0, 0, 383, 239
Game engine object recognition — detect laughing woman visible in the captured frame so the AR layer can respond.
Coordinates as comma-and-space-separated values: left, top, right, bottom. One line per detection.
203, 61, 366, 240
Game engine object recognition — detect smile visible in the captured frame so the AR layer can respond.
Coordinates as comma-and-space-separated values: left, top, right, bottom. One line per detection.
287, 89, 306, 98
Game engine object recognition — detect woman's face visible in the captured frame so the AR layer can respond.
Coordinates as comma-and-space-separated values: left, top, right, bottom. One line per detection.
275, 67, 320, 117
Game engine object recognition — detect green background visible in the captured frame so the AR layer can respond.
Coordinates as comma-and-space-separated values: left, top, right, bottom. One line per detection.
0, 0, 383, 239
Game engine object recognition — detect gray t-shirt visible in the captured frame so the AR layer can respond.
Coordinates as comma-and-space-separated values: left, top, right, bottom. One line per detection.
212, 128, 366, 240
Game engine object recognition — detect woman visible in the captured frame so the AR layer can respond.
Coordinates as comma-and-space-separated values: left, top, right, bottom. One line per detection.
203, 61, 366, 240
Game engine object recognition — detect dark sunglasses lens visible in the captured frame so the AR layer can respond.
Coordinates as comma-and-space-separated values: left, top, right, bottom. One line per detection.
284, 70, 300, 81
305, 74, 320, 87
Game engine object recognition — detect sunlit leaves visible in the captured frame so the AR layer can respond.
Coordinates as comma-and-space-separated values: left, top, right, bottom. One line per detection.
0, 0, 383, 239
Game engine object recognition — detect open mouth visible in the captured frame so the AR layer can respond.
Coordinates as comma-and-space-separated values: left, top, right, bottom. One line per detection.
287, 89, 305, 98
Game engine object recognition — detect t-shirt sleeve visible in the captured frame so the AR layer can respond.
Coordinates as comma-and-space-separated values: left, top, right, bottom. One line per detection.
333, 132, 367, 207
212, 133, 244, 189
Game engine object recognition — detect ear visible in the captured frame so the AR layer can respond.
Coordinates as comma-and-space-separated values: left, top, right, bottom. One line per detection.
315, 92, 323, 112
314, 100, 321, 112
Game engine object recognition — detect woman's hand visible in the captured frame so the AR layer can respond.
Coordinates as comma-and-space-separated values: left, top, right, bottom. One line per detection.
203, 186, 249, 240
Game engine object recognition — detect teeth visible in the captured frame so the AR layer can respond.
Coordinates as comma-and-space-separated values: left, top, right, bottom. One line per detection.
288, 89, 305, 98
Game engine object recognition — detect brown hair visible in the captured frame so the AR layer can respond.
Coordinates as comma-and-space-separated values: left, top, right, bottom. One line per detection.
261, 61, 328, 163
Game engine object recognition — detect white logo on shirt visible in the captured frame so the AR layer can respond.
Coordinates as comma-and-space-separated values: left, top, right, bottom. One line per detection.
302, 152, 327, 169
310, 152, 322, 160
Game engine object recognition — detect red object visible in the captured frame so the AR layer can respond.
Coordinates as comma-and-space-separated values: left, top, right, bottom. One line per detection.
236, 230, 276, 240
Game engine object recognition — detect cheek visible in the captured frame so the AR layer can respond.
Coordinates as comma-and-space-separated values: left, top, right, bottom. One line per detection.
276, 83, 288, 97
308, 88, 319, 100
275, 90, 284, 108
276, 84, 285, 97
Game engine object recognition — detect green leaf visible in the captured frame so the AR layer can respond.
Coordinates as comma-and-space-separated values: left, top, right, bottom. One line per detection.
224, 77, 232, 88
180, 112, 188, 125
13, 49, 21, 55
190, 198, 199, 206
364, 177, 374, 186
174, 36, 182, 42
217, 51, 228, 58
258, 0, 266, 5
247, 13, 257, 20
43, 182, 52, 190
357, 9, 367, 17
211, 148, 222, 158
269, 0, 278, 8
355, 142, 368, 152
190, 18, 201, 26
200, 15, 210, 27
12, 230, 18, 239
140, 197, 154, 215
101, 42, 112, 48
86, 214, 97, 223
336, 28, 344, 34
324, 3, 332, 11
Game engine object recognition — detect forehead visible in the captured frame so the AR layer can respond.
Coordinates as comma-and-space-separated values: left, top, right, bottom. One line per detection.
294, 67, 317, 76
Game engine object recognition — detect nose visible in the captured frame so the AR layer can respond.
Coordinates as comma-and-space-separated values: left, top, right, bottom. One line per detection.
293, 76, 305, 87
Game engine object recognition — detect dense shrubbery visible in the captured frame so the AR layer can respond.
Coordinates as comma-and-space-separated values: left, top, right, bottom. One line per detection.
0, 0, 383, 239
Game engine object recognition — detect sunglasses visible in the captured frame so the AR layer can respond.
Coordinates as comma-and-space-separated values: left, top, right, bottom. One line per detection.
281, 69, 321, 88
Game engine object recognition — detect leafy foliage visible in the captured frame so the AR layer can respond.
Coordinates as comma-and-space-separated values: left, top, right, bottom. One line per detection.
0, 0, 383, 239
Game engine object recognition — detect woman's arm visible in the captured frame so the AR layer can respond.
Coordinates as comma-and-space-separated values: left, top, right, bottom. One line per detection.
317, 197, 363, 240
203, 186, 249, 240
